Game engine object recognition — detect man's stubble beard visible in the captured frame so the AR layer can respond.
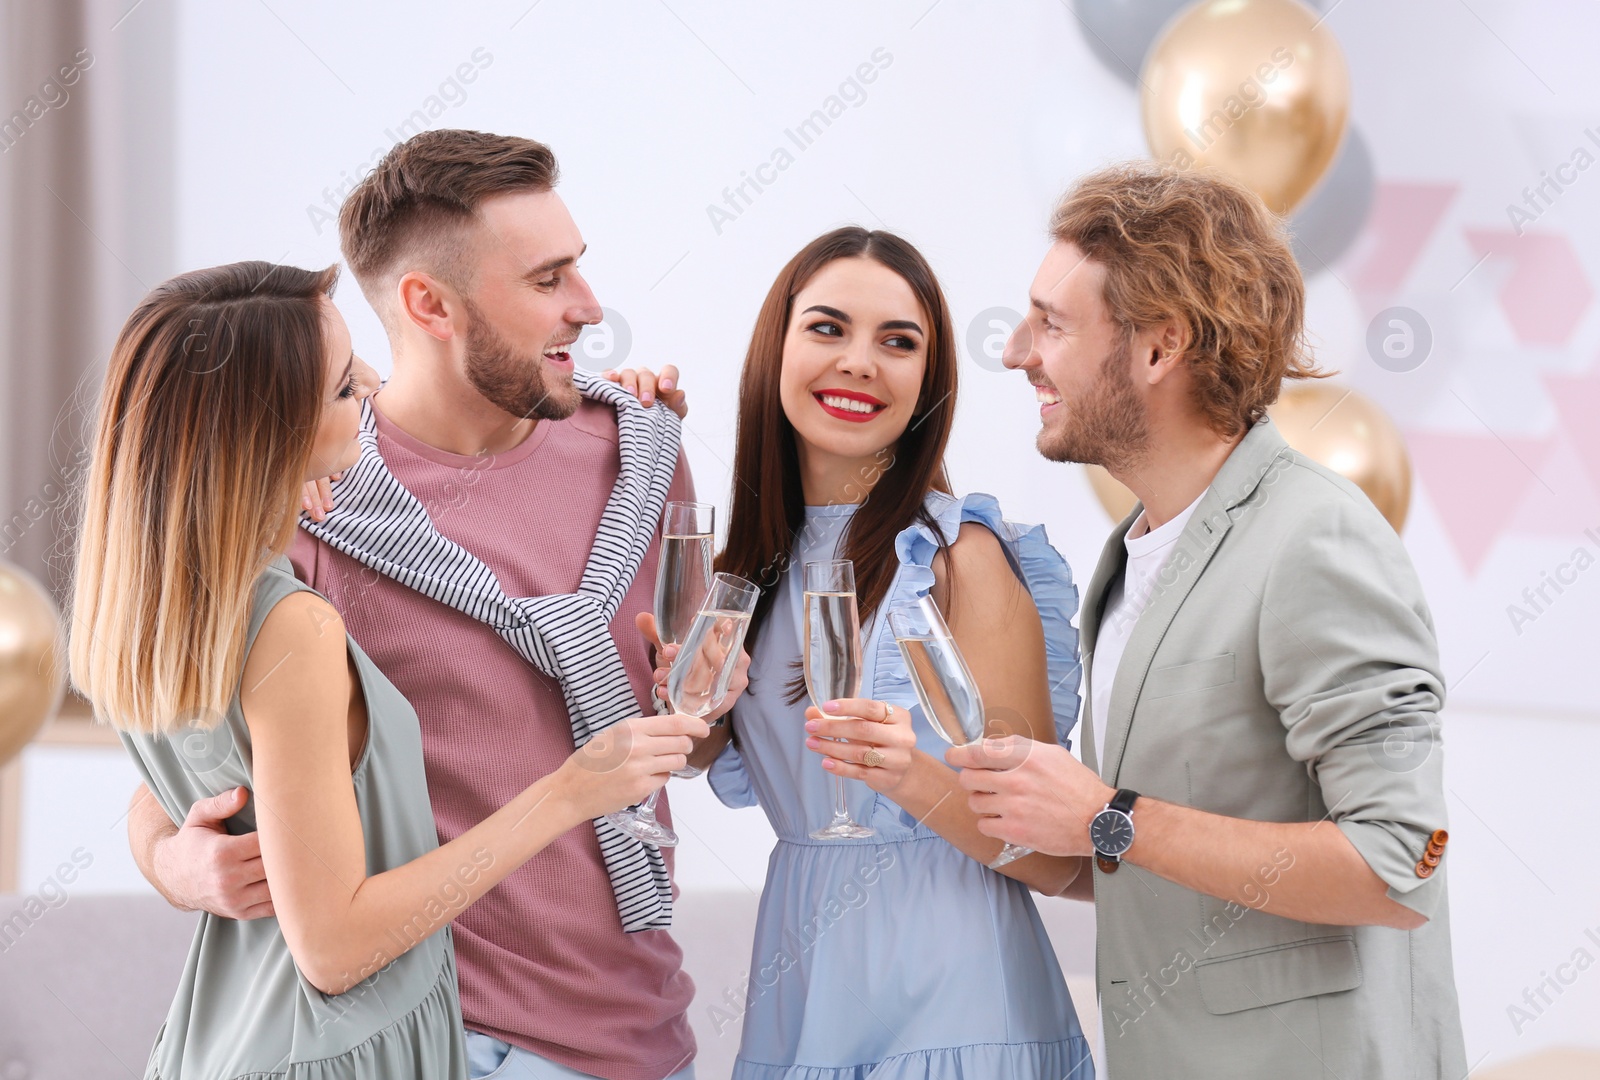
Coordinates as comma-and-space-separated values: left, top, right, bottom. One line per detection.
1036, 331, 1151, 473
462, 295, 583, 422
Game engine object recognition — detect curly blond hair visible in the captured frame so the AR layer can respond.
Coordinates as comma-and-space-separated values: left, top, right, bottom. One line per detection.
1050, 163, 1326, 438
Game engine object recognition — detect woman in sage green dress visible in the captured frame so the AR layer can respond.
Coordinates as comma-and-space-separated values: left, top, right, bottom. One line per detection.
68, 261, 702, 1080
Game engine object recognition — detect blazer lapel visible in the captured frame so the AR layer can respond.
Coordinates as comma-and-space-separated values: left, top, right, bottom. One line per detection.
1080, 508, 1138, 777
1101, 420, 1294, 786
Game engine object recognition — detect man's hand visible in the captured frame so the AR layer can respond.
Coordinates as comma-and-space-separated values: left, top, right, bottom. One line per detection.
635, 611, 748, 723
946, 737, 1114, 857
602, 366, 688, 418
138, 786, 275, 919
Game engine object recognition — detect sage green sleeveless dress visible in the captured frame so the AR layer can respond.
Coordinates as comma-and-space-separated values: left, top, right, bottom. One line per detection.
120, 555, 469, 1079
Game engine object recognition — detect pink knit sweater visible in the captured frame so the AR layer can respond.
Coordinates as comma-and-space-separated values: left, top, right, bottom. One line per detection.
289, 394, 697, 1080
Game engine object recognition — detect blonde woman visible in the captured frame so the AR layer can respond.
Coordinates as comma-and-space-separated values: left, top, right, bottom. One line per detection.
70, 261, 704, 1080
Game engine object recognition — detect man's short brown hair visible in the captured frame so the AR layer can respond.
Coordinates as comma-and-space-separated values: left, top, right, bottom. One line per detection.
1050, 163, 1325, 438
339, 129, 559, 317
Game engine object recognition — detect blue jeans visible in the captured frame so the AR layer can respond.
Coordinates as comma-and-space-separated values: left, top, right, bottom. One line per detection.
465, 1032, 695, 1080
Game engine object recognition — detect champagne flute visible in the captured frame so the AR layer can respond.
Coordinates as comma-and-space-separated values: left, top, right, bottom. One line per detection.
804, 560, 874, 840
653, 502, 715, 653
652, 502, 715, 779
606, 572, 758, 847
888, 594, 1033, 869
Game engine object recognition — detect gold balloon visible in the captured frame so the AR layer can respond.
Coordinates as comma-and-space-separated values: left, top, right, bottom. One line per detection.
1141, 0, 1350, 214
1270, 384, 1411, 531
1084, 384, 1413, 532
0, 560, 66, 765
1085, 461, 1139, 524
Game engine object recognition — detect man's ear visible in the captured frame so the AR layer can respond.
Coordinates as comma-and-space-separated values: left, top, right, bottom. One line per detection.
1142, 319, 1191, 386
395, 271, 458, 344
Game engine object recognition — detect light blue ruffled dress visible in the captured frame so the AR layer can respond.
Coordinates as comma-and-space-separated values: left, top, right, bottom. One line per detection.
708, 491, 1095, 1080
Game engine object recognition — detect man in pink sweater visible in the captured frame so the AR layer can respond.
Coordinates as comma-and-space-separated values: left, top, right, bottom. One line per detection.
127, 131, 720, 1080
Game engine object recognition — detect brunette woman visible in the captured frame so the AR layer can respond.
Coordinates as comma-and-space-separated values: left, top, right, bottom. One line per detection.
655, 228, 1095, 1078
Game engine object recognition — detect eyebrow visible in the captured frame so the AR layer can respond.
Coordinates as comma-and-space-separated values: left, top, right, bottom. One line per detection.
800, 304, 924, 336
523, 243, 588, 280
1030, 296, 1067, 320
337, 352, 353, 388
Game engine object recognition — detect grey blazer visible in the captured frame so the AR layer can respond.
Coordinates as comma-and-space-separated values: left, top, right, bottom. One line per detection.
1079, 418, 1467, 1079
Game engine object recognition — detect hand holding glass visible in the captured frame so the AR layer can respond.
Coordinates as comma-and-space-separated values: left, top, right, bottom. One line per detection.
605, 571, 757, 848
804, 560, 874, 840
889, 594, 1032, 869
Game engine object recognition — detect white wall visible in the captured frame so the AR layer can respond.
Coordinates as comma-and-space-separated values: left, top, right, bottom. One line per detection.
15, 0, 1599, 1069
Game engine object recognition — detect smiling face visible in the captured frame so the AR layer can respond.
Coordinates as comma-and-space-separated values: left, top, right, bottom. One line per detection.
306, 298, 378, 481
454, 188, 601, 421
778, 257, 929, 468
1005, 241, 1150, 470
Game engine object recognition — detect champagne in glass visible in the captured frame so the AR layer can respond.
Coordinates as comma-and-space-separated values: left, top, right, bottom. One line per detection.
654, 502, 715, 648
652, 502, 715, 777
804, 560, 874, 840
606, 573, 758, 848
889, 595, 1033, 869
668, 604, 754, 717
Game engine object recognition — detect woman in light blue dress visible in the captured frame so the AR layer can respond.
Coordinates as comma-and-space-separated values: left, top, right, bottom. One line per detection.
704, 227, 1095, 1078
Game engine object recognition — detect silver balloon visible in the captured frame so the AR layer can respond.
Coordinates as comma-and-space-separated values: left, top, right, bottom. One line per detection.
1288, 127, 1376, 275
1070, 0, 1192, 86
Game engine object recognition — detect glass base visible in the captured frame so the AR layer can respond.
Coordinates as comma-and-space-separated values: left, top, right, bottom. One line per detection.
987, 843, 1033, 870
604, 810, 679, 848
670, 765, 704, 780
809, 820, 875, 840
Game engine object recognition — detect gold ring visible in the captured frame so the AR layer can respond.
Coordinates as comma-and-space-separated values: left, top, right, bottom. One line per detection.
862, 748, 886, 768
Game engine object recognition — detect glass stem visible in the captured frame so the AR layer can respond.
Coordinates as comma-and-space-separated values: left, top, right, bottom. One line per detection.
636, 789, 661, 823
830, 772, 850, 826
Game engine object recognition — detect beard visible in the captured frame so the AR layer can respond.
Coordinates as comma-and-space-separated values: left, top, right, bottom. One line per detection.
462, 296, 582, 422
1036, 331, 1150, 471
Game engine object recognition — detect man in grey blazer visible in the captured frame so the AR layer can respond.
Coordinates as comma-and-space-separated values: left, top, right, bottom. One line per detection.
948, 164, 1468, 1078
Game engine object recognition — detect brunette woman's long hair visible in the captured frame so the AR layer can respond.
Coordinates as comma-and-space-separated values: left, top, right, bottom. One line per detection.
70, 261, 338, 735
716, 227, 959, 689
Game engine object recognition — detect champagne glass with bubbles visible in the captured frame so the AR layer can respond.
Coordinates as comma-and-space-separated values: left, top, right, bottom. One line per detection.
653, 502, 715, 658
804, 560, 875, 840
606, 571, 757, 848
652, 502, 715, 784
605, 502, 715, 846
889, 594, 1032, 869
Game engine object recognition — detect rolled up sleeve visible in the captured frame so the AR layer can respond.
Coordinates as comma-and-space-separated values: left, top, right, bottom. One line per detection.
1259, 492, 1449, 918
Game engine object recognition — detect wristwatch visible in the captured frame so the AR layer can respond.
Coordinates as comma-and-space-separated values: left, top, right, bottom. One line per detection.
1090, 789, 1140, 874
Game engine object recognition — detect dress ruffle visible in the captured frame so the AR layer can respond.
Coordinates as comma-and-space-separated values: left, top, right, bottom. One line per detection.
874, 490, 1083, 748
151, 950, 467, 1079
732, 1035, 1094, 1080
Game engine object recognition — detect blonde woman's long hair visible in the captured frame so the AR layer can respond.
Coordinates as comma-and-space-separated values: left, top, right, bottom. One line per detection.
71, 261, 339, 735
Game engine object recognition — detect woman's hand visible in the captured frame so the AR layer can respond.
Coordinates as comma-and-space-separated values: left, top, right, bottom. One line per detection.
602, 366, 688, 418
805, 697, 918, 796
300, 472, 343, 523
553, 712, 710, 820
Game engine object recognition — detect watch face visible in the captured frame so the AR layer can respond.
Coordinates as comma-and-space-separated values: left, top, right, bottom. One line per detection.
1090, 810, 1135, 857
